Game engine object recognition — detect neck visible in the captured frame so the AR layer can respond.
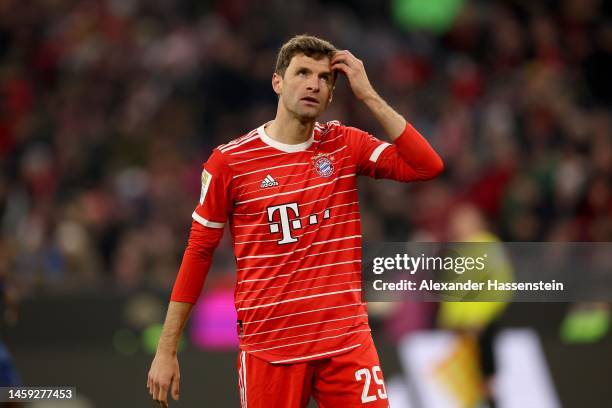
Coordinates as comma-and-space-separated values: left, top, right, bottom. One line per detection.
265, 106, 315, 145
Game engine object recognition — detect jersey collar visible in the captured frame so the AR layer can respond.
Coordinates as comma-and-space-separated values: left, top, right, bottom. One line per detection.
258, 122, 315, 153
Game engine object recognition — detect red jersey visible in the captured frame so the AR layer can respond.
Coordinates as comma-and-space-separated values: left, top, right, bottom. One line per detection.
171, 120, 443, 363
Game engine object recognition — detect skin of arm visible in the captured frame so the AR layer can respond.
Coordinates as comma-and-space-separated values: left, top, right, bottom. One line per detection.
147, 300, 193, 407
330, 50, 406, 140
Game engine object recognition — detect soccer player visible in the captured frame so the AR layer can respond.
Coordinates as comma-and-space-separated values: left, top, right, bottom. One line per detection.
147, 34, 443, 407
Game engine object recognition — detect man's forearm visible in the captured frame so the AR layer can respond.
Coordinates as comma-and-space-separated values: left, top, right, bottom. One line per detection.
156, 300, 193, 356
362, 91, 406, 141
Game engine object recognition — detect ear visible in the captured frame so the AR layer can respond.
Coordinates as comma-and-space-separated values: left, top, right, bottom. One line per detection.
328, 85, 335, 104
272, 73, 282, 96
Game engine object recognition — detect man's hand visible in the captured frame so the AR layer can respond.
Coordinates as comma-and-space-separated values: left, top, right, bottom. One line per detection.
147, 352, 181, 407
332, 50, 407, 139
146, 301, 192, 406
331, 50, 377, 101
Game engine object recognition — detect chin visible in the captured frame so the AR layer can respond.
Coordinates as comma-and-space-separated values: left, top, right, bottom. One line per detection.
291, 110, 317, 122
298, 107, 325, 121
300, 112, 319, 120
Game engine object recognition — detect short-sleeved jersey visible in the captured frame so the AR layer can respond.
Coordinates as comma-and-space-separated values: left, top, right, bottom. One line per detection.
186, 120, 437, 363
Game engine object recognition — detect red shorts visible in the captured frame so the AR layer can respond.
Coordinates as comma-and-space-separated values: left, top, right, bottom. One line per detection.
236, 336, 389, 407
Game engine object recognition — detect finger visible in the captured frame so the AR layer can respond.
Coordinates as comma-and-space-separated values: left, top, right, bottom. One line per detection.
336, 53, 363, 70
343, 50, 362, 65
171, 374, 180, 400
153, 381, 161, 403
331, 54, 352, 66
331, 62, 350, 75
331, 50, 350, 63
332, 58, 350, 68
152, 381, 158, 399
157, 383, 169, 407
344, 50, 358, 60
333, 50, 358, 64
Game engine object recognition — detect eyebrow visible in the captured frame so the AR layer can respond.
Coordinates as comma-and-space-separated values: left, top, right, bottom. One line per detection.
295, 66, 333, 77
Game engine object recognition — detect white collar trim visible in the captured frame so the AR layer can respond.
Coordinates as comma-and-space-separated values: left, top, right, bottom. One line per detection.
258, 122, 315, 153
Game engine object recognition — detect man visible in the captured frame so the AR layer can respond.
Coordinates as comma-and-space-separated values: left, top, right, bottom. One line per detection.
147, 34, 443, 407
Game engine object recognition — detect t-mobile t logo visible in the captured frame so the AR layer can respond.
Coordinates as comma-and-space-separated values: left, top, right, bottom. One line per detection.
267, 203, 301, 244
267, 203, 330, 245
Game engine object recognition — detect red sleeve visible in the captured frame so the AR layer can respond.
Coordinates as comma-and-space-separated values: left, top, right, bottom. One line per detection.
192, 148, 233, 228
170, 221, 224, 303
170, 148, 233, 303
344, 123, 444, 181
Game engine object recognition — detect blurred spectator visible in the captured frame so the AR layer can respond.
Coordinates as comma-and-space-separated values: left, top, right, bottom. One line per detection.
0, 244, 21, 389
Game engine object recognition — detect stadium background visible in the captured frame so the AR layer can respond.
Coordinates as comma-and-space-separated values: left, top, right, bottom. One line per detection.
0, 0, 610, 406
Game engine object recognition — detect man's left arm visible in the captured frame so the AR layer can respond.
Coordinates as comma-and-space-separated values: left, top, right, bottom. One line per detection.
331, 50, 444, 180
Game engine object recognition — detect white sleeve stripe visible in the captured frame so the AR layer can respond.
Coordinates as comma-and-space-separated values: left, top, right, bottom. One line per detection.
192, 211, 225, 228
369, 142, 391, 162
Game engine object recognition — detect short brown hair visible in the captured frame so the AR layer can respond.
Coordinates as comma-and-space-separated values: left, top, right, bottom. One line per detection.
274, 34, 337, 78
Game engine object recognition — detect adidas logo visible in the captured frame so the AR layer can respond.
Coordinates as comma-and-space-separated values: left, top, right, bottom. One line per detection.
260, 174, 279, 188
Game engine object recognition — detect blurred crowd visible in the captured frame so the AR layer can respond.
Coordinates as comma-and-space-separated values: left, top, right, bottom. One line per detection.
0, 0, 610, 297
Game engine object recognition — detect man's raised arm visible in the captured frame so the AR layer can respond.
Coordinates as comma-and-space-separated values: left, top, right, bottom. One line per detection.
331, 50, 444, 181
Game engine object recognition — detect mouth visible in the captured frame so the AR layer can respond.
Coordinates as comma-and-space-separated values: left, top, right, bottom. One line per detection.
300, 96, 320, 105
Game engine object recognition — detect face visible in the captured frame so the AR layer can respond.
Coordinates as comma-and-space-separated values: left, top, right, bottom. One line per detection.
272, 53, 335, 121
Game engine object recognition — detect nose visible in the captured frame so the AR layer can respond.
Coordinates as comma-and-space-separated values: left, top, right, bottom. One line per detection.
306, 76, 320, 93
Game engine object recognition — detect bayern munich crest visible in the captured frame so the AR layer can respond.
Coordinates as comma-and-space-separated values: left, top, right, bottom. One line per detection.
313, 153, 334, 178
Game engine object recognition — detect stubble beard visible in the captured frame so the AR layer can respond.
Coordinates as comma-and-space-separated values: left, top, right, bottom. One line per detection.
284, 97, 324, 123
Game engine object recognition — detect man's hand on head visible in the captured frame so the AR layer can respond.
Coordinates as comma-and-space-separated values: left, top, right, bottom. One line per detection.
331, 50, 377, 102
332, 49, 407, 139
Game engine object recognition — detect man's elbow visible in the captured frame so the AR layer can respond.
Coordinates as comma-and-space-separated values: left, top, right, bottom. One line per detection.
431, 155, 445, 177
420, 155, 445, 180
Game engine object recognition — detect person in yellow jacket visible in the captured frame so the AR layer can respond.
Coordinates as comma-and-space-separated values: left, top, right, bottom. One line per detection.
437, 203, 514, 408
